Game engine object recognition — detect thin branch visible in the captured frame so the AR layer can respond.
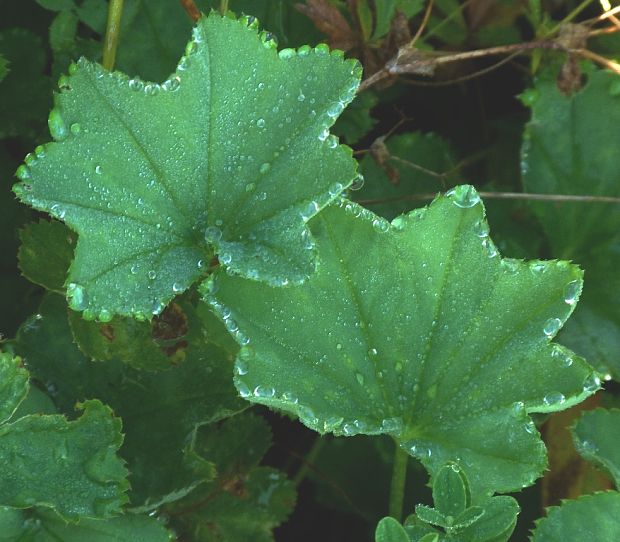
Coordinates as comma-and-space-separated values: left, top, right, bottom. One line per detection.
574, 48, 620, 73
358, 191, 620, 206
410, 0, 435, 47
179, 0, 200, 22
102, 0, 124, 71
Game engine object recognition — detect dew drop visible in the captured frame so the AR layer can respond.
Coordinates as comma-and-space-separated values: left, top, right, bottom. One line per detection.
163, 76, 181, 92
15, 165, 31, 181
355, 372, 364, 386
543, 392, 565, 406
583, 373, 601, 393
70, 123, 81, 135
391, 216, 406, 231
220, 252, 232, 265
98, 309, 112, 323
318, 128, 329, 141
328, 182, 343, 196
130, 264, 139, 275
172, 282, 183, 293
282, 391, 299, 404
543, 317, 562, 337
235, 358, 249, 376
349, 174, 365, 191
529, 261, 547, 274
245, 182, 255, 192
254, 385, 276, 398
197, 259, 206, 269
278, 47, 295, 59
129, 78, 144, 91
237, 381, 251, 398
446, 185, 480, 208
48, 108, 68, 140
500, 258, 520, 274
66, 283, 88, 311
563, 280, 580, 305
147, 270, 157, 280
259, 162, 271, 174
372, 218, 389, 233
204, 226, 222, 243
144, 83, 159, 96
297, 92, 305, 102
95, 165, 103, 175
256, 118, 266, 128
474, 219, 489, 237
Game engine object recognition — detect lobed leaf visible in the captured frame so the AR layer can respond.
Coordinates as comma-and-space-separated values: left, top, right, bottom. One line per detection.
572, 408, 620, 490
12, 293, 245, 507
18, 219, 76, 292
13, 14, 361, 320
204, 187, 598, 497
0, 399, 128, 520
530, 492, 620, 541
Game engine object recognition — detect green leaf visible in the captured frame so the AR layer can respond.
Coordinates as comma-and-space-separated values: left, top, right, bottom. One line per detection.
332, 90, 377, 145
415, 505, 447, 528
18, 220, 76, 292
50, 10, 79, 55
372, 0, 425, 40
204, 187, 598, 497
375, 516, 411, 542
522, 68, 620, 379
68, 303, 188, 370
0, 353, 29, 424
0, 399, 128, 519
354, 132, 457, 220
572, 408, 620, 490
522, 67, 620, 258
13, 14, 361, 320
531, 492, 620, 541
0, 29, 51, 138
12, 294, 245, 507
0, 507, 173, 541
432, 463, 469, 518
170, 467, 295, 542
457, 496, 519, 542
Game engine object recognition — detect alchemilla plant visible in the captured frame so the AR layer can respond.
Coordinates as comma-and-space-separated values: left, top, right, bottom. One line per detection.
1, 1, 620, 540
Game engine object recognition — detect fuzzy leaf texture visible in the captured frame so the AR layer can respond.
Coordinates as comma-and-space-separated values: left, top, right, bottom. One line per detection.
203, 186, 599, 497
12, 13, 361, 320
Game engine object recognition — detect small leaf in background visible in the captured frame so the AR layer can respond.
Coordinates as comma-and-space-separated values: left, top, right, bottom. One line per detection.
204, 187, 598, 498
295, 0, 359, 50
541, 397, 612, 508
521, 67, 620, 380
355, 132, 458, 220
372, 0, 425, 41
0, 506, 173, 541
168, 412, 296, 541
12, 294, 245, 508
0, 353, 29, 424
531, 492, 620, 541
13, 14, 361, 320
332, 90, 378, 145
35, 0, 76, 11
572, 408, 620, 490
375, 516, 410, 542
68, 302, 189, 371
0, 393, 129, 520
18, 220, 76, 292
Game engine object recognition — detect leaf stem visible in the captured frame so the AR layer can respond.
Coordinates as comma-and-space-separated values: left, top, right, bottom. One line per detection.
179, 0, 200, 22
102, 0, 124, 71
389, 441, 408, 522
292, 435, 326, 486
220, 0, 229, 15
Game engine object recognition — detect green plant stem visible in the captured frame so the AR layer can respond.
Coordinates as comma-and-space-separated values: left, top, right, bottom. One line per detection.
389, 441, 408, 522
292, 435, 326, 487
547, 0, 595, 36
102, 0, 124, 71
220, 0, 229, 15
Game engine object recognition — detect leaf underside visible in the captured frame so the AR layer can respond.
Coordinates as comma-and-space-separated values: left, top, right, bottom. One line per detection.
204, 187, 598, 497
13, 13, 361, 320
